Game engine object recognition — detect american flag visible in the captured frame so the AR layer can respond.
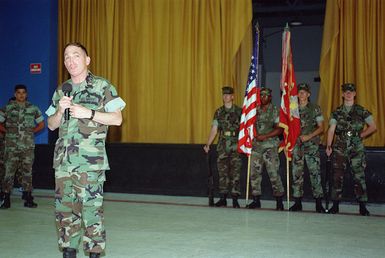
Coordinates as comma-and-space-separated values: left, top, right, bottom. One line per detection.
278, 25, 301, 160
238, 26, 260, 156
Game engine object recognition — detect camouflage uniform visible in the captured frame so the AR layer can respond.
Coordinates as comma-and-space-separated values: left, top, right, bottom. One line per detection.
0, 123, 5, 187
213, 105, 242, 196
250, 103, 284, 197
0, 100, 44, 193
292, 102, 324, 198
0, 127, 4, 191
330, 104, 371, 202
46, 72, 126, 253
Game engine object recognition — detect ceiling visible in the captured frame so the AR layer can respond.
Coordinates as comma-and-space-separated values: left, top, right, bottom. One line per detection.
252, 0, 326, 27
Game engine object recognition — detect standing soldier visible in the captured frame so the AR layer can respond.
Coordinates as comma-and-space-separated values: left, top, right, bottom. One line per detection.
289, 83, 326, 213
247, 87, 285, 210
0, 114, 5, 203
203, 86, 242, 208
0, 85, 45, 209
326, 83, 376, 216
46, 42, 125, 258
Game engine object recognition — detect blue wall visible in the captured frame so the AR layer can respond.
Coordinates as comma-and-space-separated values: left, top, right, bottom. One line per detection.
0, 0, 58, 144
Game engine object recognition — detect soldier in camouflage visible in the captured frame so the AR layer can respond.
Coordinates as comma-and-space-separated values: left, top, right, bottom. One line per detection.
46, 42, 126, 258
289, 83, 326, 213
0, 115, 4, 203
326, 83, 376, 216
204, 86, 242, 208
247, 88, 285, 210
0, 85, 45, 209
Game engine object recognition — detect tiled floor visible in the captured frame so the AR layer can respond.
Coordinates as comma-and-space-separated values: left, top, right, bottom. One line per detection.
1, 189, 385, 258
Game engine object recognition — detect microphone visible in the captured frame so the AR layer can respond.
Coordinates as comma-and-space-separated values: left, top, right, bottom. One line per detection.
62, 83, 73, 121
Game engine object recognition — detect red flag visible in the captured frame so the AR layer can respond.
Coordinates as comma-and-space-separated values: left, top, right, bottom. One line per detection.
238, 26, 261, 156
278, 26, 301, 160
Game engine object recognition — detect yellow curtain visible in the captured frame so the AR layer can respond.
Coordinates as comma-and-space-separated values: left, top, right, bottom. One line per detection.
58, 0, 252, 143
319, 0, 385, 146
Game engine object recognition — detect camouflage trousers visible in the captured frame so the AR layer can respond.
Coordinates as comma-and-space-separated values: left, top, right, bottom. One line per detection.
2, 147, 34, 192
332, 140, 368, 202
250, 147, 284, 197
217, 150, 242, 196
55, 169, 106, 253
291, 143, 323, 198
0, 142, 4, 189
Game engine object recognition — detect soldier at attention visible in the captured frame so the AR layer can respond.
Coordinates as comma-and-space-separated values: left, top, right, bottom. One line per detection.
325, 83, 376, 216
0, 85, 45, 209
46, 42, 126, 258
203, 86, 242, 208
246, 87, 285, 210
289, 83, 326, 213
0, 107, 5, 203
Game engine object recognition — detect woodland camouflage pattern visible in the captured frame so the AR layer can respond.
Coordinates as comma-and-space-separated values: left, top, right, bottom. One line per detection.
0, 126, 4, 188
46, 72, 125, 253
0, 101, 43, 192
55, 170, 106, 252
292, 102, 323, 198
330, 104, 371, 202
250, 103, 284, 197
48, 73, 119, 172
213, 105, 242, 195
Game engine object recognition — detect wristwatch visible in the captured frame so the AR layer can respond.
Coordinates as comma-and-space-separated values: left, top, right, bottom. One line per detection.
90, 109, 95, 120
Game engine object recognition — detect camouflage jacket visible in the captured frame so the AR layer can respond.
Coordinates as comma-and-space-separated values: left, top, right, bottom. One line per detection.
0, 100, 44, 149
297, 102, 323, 146
213, 105, 242, 153
331, 104, 371, 144
45, 72, 126, 172
253, 103, 280, 149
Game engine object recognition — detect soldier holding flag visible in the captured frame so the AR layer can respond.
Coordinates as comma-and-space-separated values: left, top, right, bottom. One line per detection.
247, 88, 285, 210
289, 83, 326, 213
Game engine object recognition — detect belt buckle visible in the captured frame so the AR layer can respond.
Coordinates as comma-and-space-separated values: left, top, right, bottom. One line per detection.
346, 131, 353, 137
224, 131, 230, 136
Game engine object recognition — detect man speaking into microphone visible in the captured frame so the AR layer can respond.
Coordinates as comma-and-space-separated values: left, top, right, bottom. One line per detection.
45, 42, 126, 258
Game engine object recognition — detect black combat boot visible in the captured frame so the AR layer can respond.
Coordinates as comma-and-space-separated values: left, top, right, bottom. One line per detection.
214, 193, 227, 207
359, 202, 370, 216
24, 192, 38, 208
0, 192, 10, 209
289, 198, 302, 211
246, 195, 261, 209
63, 247, 77, 258
0, 191, 4, 203
315, 198, 326, 213
22, 191, 27, 200
276, 196, 284, 211
89, 253, 100, 258
327, 200, 339, 214
232, 195, 240, 208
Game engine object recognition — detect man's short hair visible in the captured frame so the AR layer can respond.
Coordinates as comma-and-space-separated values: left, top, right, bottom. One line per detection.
14, 84, 27, 92
64, 42, 89, 56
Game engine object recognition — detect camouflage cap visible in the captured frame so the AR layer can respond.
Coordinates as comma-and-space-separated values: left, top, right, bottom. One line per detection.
341, 83, 356, 92
222, 86, 234, 94
297, 83, 310, 92
260, 87, 272, 95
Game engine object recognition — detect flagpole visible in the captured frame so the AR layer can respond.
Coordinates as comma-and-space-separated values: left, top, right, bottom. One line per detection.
245, 155, 251, 206
286, 155, 290, 209
238, 22, 260, 207
278, 24, 301, 211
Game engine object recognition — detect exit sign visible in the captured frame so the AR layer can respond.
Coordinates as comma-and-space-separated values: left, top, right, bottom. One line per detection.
30, 63, 42, 74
